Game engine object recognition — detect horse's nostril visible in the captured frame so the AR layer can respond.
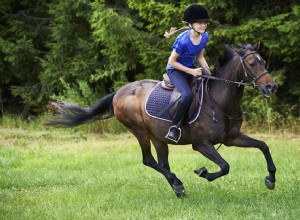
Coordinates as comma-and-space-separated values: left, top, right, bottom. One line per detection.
266, 84, 272, 90
266, 83, 278, 94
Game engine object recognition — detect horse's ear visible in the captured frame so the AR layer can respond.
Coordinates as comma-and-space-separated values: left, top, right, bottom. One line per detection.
222, 44, 237, 60
228, 44, 242, 55
225, 44, 234, 50
253, 41, 260, 51
225, 44, 235, 54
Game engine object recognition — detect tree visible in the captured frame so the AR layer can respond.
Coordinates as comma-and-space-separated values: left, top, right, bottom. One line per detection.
0, 0, 50, 114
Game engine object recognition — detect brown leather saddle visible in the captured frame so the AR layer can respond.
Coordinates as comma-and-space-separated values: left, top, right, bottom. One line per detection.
161, 74, 200, 120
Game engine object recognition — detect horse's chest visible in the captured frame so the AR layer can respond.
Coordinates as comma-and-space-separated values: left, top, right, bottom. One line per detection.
210, 124, 227, 142
207, 119, 240, 142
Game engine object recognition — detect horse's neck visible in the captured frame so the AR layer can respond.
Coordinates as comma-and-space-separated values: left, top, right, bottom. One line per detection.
209, 73, 244, 111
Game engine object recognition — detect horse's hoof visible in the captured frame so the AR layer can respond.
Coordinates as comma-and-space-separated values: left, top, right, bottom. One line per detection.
265, 177, 275, 190
173, 185, 185, 198
194, 167, 207, 177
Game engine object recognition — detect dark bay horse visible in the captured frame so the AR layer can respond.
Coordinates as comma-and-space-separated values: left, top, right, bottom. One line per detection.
47, 43, 277, 197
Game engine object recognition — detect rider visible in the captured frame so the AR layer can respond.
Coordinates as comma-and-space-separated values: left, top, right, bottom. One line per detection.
165, 4, 211, 143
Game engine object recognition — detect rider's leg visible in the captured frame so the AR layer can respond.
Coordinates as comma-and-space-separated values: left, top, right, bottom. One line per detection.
165, 69, 193, 143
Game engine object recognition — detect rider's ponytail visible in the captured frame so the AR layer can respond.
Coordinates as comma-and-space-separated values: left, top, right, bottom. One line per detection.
164, 27, 189, 38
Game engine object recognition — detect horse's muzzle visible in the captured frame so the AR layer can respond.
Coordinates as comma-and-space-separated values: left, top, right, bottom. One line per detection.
258, 82, 278, 97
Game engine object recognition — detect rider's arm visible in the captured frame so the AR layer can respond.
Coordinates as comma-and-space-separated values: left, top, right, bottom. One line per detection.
196, 50, 211, 75
168, 50, 201, 77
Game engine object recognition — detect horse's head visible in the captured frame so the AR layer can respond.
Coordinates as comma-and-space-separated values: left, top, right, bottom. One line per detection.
231, 43, 278, 97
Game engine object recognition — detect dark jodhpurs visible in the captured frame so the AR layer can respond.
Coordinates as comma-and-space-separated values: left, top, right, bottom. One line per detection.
167, 69, 193, 126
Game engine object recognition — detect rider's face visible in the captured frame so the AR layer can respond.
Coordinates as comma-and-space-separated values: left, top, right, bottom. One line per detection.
191, 21, 208, 34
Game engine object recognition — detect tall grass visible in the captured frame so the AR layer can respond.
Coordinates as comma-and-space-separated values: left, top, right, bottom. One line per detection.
0, 117, 299, 219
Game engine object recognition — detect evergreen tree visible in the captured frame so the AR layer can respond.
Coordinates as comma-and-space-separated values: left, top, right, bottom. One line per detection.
0, 0, 50, 113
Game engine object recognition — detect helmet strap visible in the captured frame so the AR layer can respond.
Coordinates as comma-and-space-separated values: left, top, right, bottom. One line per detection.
188, 23, 202, 36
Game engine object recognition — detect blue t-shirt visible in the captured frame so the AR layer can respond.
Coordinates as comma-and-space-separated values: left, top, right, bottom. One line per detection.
166, 30, 209, 70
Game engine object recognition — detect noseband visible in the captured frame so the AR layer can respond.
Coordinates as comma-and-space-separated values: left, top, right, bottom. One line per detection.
240, 51, 269, 86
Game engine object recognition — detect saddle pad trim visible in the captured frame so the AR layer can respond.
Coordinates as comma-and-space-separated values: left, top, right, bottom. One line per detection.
189, 79, 203, 124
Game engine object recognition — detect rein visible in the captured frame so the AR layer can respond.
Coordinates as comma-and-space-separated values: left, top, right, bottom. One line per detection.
200, 51, 269, 87
200, 74, 255, 87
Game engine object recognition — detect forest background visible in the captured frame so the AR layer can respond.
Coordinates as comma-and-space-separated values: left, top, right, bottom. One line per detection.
0, 0, 299, 131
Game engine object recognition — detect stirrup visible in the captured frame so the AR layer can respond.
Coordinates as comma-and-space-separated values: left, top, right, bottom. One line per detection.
165, 125, 181, 143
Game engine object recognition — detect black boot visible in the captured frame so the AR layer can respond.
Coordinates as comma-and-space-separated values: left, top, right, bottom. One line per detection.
165, 125, 181, 143
165, 98, 189, 143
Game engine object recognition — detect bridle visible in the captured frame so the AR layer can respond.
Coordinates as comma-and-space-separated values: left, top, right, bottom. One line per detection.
239, 51, 269, 86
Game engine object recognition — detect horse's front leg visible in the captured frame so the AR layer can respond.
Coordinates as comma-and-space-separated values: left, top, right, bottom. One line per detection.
224, 132, 276, 190
192, 143, 230, 182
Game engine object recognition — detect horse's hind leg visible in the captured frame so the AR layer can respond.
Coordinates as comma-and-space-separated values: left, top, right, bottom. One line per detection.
192, 143, 230, 182
224, 132, 276, 189
130, 129, 185, 197
151, 137, 170, 171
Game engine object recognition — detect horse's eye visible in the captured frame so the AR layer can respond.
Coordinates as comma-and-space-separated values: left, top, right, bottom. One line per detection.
249, 61, 256, 67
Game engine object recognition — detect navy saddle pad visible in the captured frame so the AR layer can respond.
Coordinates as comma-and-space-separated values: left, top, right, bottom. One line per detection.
145, 79, 204, 124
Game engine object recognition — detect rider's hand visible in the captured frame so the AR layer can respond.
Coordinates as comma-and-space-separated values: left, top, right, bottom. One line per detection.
190, 68, 202, 77
206, 68, 212, 75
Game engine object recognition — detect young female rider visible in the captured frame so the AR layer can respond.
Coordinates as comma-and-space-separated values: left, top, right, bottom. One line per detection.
165, 4, 211, 143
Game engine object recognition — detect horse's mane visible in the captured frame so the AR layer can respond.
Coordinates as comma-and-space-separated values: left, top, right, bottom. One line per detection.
214, 44, 255, 78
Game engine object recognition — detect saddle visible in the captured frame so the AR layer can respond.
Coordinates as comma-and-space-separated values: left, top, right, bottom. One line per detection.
161, 74, 200, 121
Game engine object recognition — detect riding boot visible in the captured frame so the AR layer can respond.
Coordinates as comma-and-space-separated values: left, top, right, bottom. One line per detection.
165, 101, 188, 143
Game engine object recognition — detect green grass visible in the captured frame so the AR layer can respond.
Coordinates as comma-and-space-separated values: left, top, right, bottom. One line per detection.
0, 126, 299, 220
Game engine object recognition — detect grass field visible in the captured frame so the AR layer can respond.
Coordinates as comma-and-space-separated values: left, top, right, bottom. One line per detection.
0, 125, 299, 220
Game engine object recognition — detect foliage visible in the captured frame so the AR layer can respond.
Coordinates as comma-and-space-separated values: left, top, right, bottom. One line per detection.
39, 0, 106, 108
0, 0, 299, 126
0, 0, 48, 113
90, 0, 142, 88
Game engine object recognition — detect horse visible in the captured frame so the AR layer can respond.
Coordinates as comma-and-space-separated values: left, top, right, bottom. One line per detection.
47, 43, 278, 197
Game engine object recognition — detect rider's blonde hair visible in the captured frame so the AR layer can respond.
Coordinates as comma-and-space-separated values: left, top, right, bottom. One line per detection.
164, 27, 189, 38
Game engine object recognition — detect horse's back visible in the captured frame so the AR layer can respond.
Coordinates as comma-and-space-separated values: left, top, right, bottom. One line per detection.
113, 79, 159, 127
115, 79, 158, 101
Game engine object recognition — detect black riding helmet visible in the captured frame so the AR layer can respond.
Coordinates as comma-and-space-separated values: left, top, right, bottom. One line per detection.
183, 4, 210, 24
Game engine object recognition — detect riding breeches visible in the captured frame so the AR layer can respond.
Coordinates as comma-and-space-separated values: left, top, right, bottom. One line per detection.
167, 69, 193, 126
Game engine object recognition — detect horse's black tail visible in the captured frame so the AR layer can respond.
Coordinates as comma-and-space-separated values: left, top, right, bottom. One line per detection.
45, 92, 117, 127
